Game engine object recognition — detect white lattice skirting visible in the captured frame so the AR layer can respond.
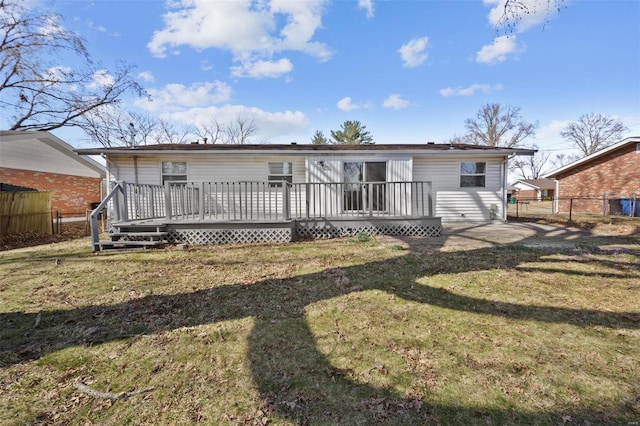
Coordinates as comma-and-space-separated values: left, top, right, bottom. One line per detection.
296, 223, 443, 239
168, 228, 293, 244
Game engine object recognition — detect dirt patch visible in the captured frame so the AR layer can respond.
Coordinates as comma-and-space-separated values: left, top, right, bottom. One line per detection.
0, 221, 89, 251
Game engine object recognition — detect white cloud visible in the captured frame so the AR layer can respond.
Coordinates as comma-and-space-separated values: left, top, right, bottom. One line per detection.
439, 83, 504, 97
336, 96, 372, 112
43, 66, 72, 81
88, 69, 114, 88
135, 81, 233, 112
230, 58, 293, 79
398, 36, 429, 68
138, 71, 155, 83
358, 0, 374, 18
535, 119, 571, 142
148, 0, 330, 78
484, 0, 562, 32
476, 35, 522, 64
168, 104, 308, 142
85, 19, 106, 33
383, 94, 410, 109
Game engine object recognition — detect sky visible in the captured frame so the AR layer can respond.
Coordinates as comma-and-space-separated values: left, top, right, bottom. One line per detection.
21, 0, 640, 168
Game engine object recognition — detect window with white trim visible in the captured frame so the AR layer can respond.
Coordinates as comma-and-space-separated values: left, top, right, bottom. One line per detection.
460, 162, 486, 187
162, 161, 187, 184
268, 162, 293, 187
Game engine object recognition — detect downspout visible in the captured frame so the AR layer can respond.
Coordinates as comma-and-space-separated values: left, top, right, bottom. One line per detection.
501, 155, 515, 222
553, 179, 559, 213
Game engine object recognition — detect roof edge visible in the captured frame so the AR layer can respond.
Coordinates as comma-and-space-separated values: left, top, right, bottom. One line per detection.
1, 130, 106, 176
542, 136, 640, 178
75, 143, 537, 156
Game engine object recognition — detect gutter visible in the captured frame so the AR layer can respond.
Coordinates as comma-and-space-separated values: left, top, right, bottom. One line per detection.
75, 148, 537, 157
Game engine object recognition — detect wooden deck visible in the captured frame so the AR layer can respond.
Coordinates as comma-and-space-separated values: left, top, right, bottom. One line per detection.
90, 181, 441, 251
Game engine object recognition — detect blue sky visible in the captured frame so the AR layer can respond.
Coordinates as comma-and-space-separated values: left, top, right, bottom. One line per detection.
42, 0, 640, 158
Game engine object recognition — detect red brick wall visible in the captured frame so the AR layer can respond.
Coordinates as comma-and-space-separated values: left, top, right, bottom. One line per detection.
0, 167, 103, 216
556, 143, 640, 213
516, 189, 537, 200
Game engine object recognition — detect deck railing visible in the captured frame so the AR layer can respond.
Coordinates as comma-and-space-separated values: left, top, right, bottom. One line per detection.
107, 180, 433, 223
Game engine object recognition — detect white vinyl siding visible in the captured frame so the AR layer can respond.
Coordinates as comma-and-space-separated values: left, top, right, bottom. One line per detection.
414, 156, 504, 222
306, 154, 411, 183
305, 155, 412, 216
107, 154, 305, 185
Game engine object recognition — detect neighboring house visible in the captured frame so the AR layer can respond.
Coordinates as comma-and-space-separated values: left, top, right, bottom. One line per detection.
542, 136, 640, 214
0, 131, 106, 217
512, 179, 556, 201
76, 142, 534, 250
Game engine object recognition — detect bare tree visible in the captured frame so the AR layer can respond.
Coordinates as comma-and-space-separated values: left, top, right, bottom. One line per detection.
154, 118, 193, 144
226, 116, 257, 144
463, 103, 538, 148
79, 108, 160, 147
512, 145, 551, 179
0, 0, 144, 131
560, 113, 627, 157
192, 119, 225, 144
552, 152, 580, 169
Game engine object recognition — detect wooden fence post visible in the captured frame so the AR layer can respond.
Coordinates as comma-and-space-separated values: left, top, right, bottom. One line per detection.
569, 198, 573, 222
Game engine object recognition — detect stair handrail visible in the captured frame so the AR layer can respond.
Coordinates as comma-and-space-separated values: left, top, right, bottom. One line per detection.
89, 181, 126, 252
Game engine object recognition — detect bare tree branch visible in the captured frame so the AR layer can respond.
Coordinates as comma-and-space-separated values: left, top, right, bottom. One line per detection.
463, 103, 538, 148
225, 116, 257, 144
560, 113, 627, 156
193, 119, 225, 144
0, 1, 144, 132
495, 0, 565, 33
511, 145, 551, 179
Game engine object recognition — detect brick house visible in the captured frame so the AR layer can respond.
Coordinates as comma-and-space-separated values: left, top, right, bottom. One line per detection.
512, 178, 556, 201
542, 136, 640, 214
0, 131, 106, 217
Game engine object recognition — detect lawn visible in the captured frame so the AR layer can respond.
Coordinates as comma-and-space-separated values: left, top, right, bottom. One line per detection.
1, 230, 639, 425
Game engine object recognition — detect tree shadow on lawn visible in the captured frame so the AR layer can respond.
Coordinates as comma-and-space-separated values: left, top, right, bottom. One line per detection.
1, 232, 639, 424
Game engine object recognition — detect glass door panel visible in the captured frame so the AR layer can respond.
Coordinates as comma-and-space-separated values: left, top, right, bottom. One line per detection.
366, 162, 387, 211
342, 162, 387, 212
343, 162, 363, 211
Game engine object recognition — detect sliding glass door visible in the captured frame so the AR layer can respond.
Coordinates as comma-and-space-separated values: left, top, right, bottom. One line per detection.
343, 162, 387, 212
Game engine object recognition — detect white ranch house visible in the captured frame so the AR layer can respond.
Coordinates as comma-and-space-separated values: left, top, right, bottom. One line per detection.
77, 142, 534, 251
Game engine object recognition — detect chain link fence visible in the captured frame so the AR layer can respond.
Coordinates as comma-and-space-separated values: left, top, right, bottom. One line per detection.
508, 195, 639, 220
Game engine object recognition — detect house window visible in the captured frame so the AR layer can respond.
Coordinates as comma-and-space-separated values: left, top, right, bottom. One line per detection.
162, 161, 187, 184
636, 143, 640, 152
268, 162, 293, 187
460, 162, 486, 187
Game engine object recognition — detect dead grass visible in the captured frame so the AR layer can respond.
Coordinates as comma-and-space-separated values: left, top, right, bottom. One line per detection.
1, 231, 639, 425
0, 221, 89, 252
508, 210, 640, 236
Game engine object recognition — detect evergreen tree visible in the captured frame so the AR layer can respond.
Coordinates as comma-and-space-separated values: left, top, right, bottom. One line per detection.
330, 120, 374, 145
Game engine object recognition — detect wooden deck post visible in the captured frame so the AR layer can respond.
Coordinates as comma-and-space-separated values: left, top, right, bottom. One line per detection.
427, 182, 433, 217
165, 181, 172, 220
282, 182, 291, 220
120, 181, 129, 222
199, 182, 205, 220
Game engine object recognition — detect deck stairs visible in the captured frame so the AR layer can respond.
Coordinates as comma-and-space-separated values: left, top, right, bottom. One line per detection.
97, 224, 169, 251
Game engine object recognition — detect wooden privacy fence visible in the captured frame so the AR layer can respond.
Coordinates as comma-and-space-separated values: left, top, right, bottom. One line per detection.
0, 191, 52, 236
